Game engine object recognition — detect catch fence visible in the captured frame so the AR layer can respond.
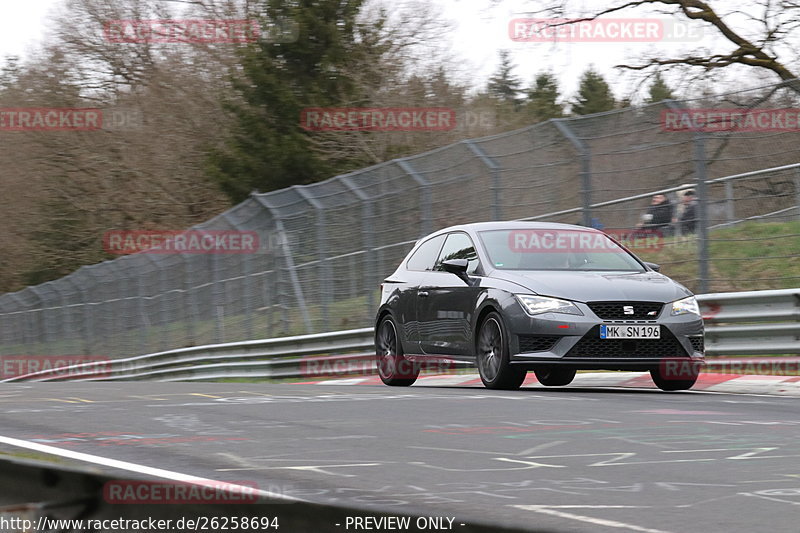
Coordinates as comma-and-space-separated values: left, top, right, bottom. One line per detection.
1, 81, 799, 357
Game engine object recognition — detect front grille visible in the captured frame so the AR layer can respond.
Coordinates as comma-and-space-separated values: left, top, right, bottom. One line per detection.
518, 335, 560, 353
689, 336, 704, 353
565, 325, 688, 358
587, 301, 663, 320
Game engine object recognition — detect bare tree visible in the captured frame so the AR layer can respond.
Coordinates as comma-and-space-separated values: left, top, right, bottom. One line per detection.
533, 0, 800, 93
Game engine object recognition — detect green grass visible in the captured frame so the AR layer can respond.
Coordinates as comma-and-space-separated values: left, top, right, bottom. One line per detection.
634, 220, 800, 293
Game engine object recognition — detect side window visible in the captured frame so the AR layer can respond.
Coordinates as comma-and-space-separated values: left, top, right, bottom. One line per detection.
406, 234, 446, 271
435, 233, 480, 274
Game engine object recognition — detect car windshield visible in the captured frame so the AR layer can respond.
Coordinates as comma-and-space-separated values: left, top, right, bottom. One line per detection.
479, 228, 645, 272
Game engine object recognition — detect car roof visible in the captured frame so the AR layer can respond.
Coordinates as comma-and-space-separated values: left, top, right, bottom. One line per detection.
426, 221, 601, 237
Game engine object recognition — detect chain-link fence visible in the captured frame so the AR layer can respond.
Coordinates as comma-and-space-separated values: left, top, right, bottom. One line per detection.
2, 81, 800, 358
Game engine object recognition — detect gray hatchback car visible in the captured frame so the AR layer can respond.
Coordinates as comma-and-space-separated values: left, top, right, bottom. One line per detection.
375, 221, 704, 391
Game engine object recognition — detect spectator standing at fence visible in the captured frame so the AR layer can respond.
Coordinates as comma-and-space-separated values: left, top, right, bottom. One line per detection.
638, 194, 674, 235
675, 189, 698, 235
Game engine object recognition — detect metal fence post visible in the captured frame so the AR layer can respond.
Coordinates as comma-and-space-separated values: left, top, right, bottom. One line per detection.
463, 140, 502, 221
141, 255, 171, 350
241, 248, 255, 340
693, 132, 711, 293
665, 100, 710, 293
339, 176, 376, 314
28, 287, 48, 354
51, 283, 72, 354
66, 276, 93, 356
104, 262, 126, 355
211, 253, 224, 343
395, 159, 432, 237
222, 213, 254, 341
181, 255, 197, 346
253, 195, 313, 334
553, 119, 592, 226
295, 186, 330, 331
134, 272, 148, 355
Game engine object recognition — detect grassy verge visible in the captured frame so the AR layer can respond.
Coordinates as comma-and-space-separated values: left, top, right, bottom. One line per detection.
635, 220, 800, 293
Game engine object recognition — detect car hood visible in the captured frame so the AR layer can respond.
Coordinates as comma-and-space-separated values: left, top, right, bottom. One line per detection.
489, 270, 692, 303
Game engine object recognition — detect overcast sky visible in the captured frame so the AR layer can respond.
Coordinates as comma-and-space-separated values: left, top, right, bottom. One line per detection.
0, 0, 779, 102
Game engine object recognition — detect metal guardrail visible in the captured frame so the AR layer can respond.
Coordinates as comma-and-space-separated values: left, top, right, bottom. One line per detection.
3, 289, 798, 383
1, 328, 376, 383
699, 288, 800, 356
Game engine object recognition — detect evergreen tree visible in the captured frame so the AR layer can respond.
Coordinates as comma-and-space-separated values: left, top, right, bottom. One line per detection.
571, 67, 616, 115
645, 72, 675, 104
207, 0, 371, 202
524, 72, 563, 120
487, 50, 522, 108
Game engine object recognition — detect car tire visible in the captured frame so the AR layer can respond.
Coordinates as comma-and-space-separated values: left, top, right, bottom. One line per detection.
650, 368, 697, 391
476, 312, 526, 390
534, 366, 576, 386
376, 315, 419, 386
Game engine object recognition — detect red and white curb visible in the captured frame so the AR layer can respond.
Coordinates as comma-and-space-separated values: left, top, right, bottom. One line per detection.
301, 372, 800, 396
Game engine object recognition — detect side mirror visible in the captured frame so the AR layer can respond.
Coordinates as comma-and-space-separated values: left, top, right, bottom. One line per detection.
442, 258, 470, 283
442, 258, 468, 274
644, 261, 661, 272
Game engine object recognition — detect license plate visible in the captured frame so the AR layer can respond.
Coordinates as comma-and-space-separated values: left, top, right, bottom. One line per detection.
600, 324, 660, 339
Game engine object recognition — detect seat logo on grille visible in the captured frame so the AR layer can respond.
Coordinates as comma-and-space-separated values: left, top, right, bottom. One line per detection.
623, 305, 635, 315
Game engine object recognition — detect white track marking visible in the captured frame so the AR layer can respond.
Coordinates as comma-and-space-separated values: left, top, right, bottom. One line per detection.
512, 505, 674, 533
739, 492, 800, 506
0, 434, 300, 502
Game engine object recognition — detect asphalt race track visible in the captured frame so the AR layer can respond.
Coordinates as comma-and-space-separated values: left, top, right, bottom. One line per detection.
1, 382, 799, 532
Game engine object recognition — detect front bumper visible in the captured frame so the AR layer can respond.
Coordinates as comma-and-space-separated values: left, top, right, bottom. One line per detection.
505, 301, 704, 371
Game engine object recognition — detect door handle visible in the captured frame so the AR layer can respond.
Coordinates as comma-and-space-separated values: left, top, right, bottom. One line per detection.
418, 291, 429, 297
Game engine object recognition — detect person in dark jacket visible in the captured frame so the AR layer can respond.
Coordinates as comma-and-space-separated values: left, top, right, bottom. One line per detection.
639, 194, 674, 235
677, 189, 697, 235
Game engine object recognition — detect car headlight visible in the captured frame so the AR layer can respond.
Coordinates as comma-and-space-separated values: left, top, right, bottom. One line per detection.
516, 295, 583, 316
671, 296, 700, 316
